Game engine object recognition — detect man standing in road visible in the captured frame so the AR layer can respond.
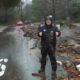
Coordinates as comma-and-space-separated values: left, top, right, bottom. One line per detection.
38, 15, 61, 79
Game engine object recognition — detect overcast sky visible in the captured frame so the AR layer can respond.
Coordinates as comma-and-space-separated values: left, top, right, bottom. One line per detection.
22, 0, 32, 7
23, 0, 32, 4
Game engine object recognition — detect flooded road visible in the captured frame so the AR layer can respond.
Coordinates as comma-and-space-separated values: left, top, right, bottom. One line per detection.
0, 26, 79, 80
0, 28, 30, 80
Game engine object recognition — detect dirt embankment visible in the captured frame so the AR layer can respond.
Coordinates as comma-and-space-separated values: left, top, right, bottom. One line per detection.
22, 26, 39, 39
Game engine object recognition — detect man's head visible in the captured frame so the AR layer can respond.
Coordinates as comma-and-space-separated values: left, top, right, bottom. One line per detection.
45, 15, 53, 26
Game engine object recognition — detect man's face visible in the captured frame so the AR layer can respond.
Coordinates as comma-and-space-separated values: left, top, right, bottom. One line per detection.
46, 19, 52, 26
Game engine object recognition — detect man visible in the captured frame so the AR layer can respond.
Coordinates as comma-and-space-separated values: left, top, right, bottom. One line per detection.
38, 15, 61, 79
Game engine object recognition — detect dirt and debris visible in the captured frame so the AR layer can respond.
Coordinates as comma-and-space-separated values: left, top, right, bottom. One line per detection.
59, 44, 79, 77
22, 26, 39, 39
56, 26, 80, 80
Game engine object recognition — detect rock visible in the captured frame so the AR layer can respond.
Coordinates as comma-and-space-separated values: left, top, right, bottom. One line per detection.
76, 64, 80, 72
57, 60, 63, 66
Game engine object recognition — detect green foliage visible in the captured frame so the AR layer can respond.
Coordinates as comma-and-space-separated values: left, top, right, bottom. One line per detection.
0, 0, 21, 8
32, 0, 53, 21
0, 0, 21, 24
31, 0, 80, 22
69, 0, 80, 21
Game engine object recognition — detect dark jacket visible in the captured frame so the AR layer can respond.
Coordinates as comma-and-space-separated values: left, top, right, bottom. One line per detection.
38, 25, 61, 48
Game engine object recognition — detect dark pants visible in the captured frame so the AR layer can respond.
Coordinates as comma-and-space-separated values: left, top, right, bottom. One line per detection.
40, 44, 57, 72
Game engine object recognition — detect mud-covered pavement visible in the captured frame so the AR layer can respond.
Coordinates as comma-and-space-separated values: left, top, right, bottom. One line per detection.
0, 25, 79, 80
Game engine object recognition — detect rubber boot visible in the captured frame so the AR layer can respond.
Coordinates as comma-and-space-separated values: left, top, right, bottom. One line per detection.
38, 69, 45, 75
